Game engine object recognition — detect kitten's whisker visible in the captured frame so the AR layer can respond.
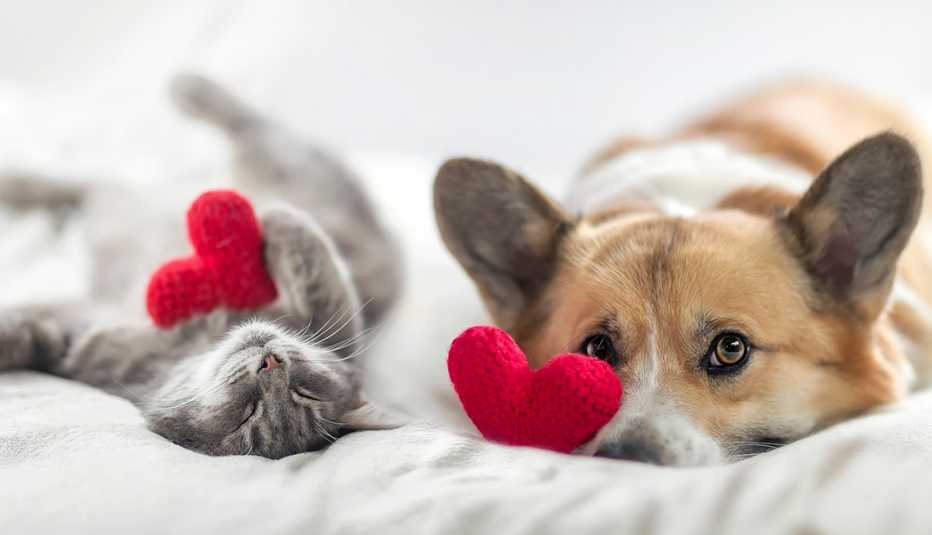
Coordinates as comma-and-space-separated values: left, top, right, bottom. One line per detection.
318, 324, 379, 354
226, 367, 251, 385
305, 302, 353, 344
302, 322, 384, 364
312, 418, 337, 443
146, 375, 232, 412
107, 376, 147, 403
305, 308, 352, 346
296, 318, 314, 338
317, 414, 344, 426
311, 299, 372, 348
334, 325, 385, 362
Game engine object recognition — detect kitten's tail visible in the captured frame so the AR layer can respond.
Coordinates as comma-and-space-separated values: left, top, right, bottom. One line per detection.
170, 73, 262, 135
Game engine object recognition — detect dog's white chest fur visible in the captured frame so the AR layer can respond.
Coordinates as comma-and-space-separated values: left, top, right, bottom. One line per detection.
565, 139, 812, 215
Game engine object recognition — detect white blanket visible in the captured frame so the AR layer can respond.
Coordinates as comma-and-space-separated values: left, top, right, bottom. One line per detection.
3, 84, 932, 534
4, 371, 932, 534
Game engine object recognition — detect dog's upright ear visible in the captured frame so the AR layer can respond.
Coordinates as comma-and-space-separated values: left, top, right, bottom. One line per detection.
785, 132, 923, 317
434, 158, 572, 329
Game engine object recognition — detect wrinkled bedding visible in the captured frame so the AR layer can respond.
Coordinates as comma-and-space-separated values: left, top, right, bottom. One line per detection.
4, 371, 932, 534
3, 84, 932, 534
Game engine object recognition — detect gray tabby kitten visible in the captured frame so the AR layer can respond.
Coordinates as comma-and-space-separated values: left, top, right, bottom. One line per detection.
0, 75, 402, 459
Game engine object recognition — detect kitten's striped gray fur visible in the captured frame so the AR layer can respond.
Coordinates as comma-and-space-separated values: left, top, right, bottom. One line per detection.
0, 75, 401, 458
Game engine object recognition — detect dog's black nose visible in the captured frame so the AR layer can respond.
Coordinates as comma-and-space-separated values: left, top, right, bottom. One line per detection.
594, 439, 665, 465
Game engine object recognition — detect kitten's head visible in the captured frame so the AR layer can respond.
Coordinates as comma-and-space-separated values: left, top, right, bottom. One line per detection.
143, 320, 388, 458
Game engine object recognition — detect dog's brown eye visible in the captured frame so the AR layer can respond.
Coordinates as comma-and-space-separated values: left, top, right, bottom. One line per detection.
709, 333, 749, 368
581, 334, 619, 366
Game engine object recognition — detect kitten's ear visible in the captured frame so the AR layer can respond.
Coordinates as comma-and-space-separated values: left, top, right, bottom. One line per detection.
784, 132, 923, 316
434, 158, 573, 329
341, 401, 407, 433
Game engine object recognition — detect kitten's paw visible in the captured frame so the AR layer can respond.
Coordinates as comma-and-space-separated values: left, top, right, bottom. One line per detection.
0, 314, 35, 371
259, 206, 359, 327
259, 206, 331, 248
0, 310, 70, 372
259, 206, 336, 290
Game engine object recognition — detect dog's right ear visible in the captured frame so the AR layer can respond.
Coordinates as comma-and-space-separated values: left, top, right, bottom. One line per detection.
434, 158, 573, 329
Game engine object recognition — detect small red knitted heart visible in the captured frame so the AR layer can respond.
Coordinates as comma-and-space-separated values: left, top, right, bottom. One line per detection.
145, 189, 278, 328
447, 326, 622, 453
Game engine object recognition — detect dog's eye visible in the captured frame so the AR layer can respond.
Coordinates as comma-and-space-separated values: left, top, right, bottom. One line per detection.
708, 333, 749, 370
580, 334, 619, 366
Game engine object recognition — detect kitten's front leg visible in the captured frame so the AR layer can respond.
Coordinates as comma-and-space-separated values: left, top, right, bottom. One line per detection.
0, 302, 199, 399
260, 206, 364, 356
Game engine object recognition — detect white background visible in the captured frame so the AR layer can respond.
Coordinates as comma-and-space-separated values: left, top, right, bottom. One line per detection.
1, 0, 930, 184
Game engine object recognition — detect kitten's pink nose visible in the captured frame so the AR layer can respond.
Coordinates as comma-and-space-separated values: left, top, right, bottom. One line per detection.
259, 353, 282, 372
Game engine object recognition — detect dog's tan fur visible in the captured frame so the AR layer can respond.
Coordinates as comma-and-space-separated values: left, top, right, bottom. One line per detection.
435, 80, 932, 464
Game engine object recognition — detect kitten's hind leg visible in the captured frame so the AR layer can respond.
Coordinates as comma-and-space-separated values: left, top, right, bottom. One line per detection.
170, 73, 262, 136
168, 72, 365, 218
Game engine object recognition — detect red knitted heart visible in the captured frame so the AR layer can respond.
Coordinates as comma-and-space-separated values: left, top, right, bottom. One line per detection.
447, 326, 622, 453
145, 190, 278, 328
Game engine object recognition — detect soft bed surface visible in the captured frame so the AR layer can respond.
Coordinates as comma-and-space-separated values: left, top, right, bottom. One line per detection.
4, 371, 932, 534
4, 84, 932, 534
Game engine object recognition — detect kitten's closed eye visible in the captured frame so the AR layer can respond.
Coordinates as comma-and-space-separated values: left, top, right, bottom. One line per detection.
235, 402, 259, 431
144, 321, 391, 458
291, 388, 326, 403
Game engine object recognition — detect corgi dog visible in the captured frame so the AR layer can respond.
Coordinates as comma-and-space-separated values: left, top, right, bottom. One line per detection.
433, 80, 932, 465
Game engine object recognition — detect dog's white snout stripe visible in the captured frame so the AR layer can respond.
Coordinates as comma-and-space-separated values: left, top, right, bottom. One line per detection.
588, 329, 724, 465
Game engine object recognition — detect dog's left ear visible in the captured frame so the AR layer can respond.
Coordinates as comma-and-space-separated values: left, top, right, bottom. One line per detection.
785, 132, 922, 316
434, 158, 572, 329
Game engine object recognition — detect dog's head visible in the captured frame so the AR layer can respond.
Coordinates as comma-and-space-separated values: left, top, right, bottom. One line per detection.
435, 133, 922, 465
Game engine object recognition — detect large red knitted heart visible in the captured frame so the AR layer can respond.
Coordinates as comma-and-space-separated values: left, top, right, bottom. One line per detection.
447, 326, 622, 453
145, 190, 278, 328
